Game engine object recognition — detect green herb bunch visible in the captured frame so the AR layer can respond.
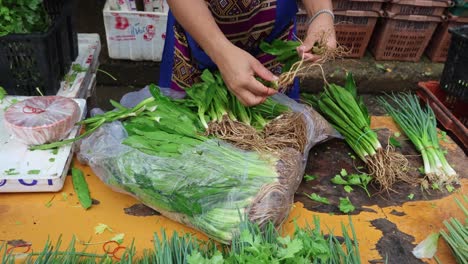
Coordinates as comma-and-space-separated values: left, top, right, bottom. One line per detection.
0, 0, 51, 36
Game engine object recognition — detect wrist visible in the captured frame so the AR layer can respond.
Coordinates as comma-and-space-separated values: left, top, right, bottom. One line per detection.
306, 9, 334, 27
208, 40, 236, 66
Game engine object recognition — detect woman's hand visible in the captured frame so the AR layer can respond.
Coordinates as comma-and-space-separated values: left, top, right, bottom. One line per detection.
297, 11, 337, 61
214, 44, 278, 106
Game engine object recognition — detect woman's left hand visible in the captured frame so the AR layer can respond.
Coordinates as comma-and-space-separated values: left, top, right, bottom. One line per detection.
296, 13, 337, 62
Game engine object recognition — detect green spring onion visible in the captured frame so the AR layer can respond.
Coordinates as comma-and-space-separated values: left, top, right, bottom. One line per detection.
379, 93, 458, 186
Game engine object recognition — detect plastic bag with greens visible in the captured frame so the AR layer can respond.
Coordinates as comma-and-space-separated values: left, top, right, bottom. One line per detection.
78, 86, 336, 244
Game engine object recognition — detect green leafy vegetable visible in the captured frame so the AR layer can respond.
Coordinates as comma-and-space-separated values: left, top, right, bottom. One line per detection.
0, 0, 50, 36
389, 136, 401, 148
260, 39, 301, 72
304, 174, 317, 181
331, 169, 372, 197
339, 197, 355, 213
71, 168, 92, 210
303, 73, 410, 191
304, 193, 330, 205
344, 185, 354, 193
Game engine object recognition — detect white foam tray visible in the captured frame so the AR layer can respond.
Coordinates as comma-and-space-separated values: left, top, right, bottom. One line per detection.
57, 34, 101, 99
0, 96, 87, 193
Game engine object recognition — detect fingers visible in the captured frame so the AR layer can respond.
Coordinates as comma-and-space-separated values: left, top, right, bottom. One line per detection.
235, 90, 267, 107
252, 60, 278, 82
233, 77, 275, 106
302, 52, 322, 62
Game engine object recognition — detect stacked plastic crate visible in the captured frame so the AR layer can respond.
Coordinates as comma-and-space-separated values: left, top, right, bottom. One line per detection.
296, 0, 384, 58
0, 0, 78, 96
369, 0, 452, 62
426, 0, 468, 62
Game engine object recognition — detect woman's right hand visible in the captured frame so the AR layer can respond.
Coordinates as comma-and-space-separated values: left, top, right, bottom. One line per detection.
213, 44, 278, 106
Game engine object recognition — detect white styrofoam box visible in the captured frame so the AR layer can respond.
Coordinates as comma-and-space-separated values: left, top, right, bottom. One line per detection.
144, 0, 169, 12
0, 97, 87, 193
103, 0, 168, 61
57, 34, 101, 99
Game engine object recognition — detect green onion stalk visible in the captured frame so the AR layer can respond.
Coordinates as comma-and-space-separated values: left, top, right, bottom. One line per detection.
379, 93, 458, 186
309, 73, 412, 191
440, 196, 467, 264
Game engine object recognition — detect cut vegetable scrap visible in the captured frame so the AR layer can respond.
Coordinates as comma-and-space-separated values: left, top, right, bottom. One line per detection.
339, 197, 356, 214
71, 168, 92, 210
303, 193, 330, 205
95, 223, 113, 235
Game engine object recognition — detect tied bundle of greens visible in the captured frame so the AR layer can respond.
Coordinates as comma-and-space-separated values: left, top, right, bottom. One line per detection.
184, 69, 309, 153
379, 93, 458, 187
307, 73, 412, 191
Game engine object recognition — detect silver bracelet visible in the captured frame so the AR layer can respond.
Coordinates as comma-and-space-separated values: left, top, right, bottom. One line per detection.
306, 9, 335, 26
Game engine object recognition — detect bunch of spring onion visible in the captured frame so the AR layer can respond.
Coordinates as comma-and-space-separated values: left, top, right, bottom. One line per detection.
184, 69, 289, 130
308, 73, 410, 190
413, 195, 467, 262
440, 196, 467, 263
379, 93, 458, 186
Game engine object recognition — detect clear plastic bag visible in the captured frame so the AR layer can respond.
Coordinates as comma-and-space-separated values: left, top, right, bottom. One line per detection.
78, 87, 337, 244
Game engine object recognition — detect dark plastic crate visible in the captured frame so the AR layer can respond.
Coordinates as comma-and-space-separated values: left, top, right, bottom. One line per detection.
417, 81, 467, 149
0, 0, 78, 96
425, 14, 468, 62
440, 25, 468, 101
